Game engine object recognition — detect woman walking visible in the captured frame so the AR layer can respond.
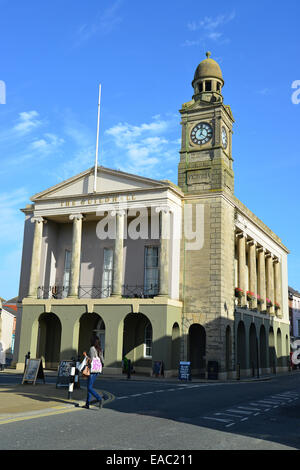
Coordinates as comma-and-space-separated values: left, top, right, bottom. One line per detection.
82, 336, 104, 409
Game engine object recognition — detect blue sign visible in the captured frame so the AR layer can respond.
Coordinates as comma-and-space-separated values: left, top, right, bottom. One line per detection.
178, 361, 191, 381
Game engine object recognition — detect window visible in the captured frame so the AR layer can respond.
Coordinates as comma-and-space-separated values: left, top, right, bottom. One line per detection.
217, 82, 221, 92
205, 80, 212, 91
102, 248, 113, 298
62, 249, 71, 297
298, 319, 300, 336
198, 82, 203, 93
144, 322, 153, 358
144, 246, 159, 296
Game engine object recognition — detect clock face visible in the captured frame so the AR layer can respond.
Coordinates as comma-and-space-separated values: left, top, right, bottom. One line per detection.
191, 122, 213, 145
222, 126, 228, 149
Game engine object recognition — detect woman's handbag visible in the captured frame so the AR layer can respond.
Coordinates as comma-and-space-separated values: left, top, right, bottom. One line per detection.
82, 363, 91, 377
91, 357, 102, 374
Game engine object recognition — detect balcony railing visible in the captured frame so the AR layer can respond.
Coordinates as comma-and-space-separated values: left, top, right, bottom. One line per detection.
37, 284, 159, 300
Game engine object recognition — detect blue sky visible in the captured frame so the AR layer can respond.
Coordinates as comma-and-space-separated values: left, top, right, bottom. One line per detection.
0, 0, 300, 299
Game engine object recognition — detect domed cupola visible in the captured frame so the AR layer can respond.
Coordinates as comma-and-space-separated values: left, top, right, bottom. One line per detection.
192, 52, 224, 103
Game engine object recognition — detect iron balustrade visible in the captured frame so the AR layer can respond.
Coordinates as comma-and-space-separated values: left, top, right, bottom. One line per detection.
37, 284, 159, 299
37, 285, 70, 299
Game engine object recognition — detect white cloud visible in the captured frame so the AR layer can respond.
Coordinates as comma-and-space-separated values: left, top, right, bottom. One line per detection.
13, 110, 42, 134
104, 115, 179, 179
76, 0, 123, 45
184, 11, 236, 46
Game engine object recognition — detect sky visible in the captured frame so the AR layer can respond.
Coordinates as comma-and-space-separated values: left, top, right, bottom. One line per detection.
0, 0, 300, 299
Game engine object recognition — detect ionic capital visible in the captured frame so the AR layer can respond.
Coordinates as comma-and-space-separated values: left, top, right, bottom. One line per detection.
31, 216, 47, 224
69, 213, 84, 221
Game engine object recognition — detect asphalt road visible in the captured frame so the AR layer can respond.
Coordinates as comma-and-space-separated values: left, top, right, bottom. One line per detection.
1, 372, 300, 450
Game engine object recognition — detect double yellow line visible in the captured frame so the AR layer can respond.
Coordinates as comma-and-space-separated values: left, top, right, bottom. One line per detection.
0, 391, 115, 425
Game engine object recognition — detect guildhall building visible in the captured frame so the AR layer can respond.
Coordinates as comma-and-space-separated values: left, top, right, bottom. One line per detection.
15, 53, 290, 379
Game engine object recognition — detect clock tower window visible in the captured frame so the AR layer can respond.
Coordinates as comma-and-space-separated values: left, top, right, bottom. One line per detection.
205, 80, 212, 91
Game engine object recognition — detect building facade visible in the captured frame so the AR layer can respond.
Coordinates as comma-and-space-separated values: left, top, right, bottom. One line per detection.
15, 53, 290, 378
289, 287, 300, 338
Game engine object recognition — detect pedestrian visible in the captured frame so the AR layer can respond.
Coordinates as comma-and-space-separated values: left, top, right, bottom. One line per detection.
0, 342, 6, 371
82, 336, 104, 409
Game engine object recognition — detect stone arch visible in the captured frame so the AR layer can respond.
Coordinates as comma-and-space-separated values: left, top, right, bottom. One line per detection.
122, 312, 153, 373
236, 321, 246, 370
171, 322, 181, 370
188, 323, 206, 378
36, 312, 62, 369
269, 327, 276, 372
225, 325, 232, 372
277, 328, 282, 368
259, 325, 267, 369
78, 312, 105, 357
249, 323, 257, 372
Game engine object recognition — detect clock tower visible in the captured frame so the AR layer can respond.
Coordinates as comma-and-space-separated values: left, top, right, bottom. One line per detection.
178, 52, 234, 194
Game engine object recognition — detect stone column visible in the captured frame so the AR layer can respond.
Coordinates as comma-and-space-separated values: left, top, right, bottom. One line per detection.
248, 240, 257, 309
257, 247, 266, 311
266, 253, 275, 315
237, 232, 246, 306
274, 259, 282, 318
68, 214, 84, 298
111, 210, 125, 297
157, 208, 170, 297
28, 216, 47, 298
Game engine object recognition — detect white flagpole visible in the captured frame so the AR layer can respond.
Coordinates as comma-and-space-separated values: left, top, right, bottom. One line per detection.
93, 83, 101, 193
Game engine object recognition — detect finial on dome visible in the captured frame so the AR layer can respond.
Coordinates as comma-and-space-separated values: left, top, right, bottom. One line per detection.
206, 51, 212, 59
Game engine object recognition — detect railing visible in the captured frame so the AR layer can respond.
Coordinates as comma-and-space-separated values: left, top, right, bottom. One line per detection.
37, 284, 159, 299
78, 286, 112, 299
37, 285, 69, 299
122, 284, 159, 298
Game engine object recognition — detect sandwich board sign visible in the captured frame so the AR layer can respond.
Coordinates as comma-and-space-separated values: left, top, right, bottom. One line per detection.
178, 361, 191, 381
56, 360, 74, 388
22, 358, 45, 385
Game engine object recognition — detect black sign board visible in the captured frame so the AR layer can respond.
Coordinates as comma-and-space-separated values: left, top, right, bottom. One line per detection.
22, 358, 45, 385
178, 361, 191, 381
152, 360, 164, 377
56, 360, 74, 388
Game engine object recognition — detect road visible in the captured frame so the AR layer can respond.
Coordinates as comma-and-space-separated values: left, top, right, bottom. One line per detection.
1, 372, 300, 450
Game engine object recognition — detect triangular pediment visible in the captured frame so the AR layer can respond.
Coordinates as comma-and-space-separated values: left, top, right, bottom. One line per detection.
31, 166, 168, 201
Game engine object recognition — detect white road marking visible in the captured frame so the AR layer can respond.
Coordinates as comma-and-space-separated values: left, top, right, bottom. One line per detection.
237, 406, 261, 411
226, 409, 253, 415
203, 417, 233, 423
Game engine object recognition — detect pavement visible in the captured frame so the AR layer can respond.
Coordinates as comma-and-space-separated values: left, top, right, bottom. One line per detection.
0, 367, 278, 421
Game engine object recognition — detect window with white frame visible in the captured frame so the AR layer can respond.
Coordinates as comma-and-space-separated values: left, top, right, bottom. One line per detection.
102, 248, 113, 298
144, 246, 159, 296
144, 322, 153, 358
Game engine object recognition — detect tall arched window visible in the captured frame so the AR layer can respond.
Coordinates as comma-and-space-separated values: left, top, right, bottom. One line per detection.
144, 322, 153, 358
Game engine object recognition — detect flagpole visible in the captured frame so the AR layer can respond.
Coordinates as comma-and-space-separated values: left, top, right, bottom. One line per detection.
93, 83, 101, 193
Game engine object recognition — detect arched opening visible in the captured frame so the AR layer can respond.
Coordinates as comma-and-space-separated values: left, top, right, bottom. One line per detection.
277, 328, 282, 368
269, 327, 276, 372
188, 324, 206, 378
78, 313, 105, 358
171, 323, 181, 370
36, 313, 61, 369
249, 323, 257, 373
285, 334, 290, 367
122, 313, 152, 374
237, 321, 246, 370
259, 325, 267, 369
225, 325, 232, 372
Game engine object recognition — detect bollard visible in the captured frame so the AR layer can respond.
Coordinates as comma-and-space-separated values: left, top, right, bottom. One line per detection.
68, 366, 76, 399
127, 359, 131, 380
74, 359, 80, 390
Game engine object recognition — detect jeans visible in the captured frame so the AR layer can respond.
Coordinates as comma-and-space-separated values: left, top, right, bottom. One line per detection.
86, 373, 102, 405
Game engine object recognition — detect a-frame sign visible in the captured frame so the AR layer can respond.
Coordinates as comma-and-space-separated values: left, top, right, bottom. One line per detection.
22, 358, 45, 385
